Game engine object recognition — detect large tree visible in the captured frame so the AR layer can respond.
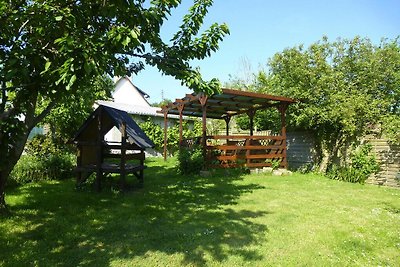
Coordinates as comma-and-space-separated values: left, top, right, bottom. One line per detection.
0, 0, 229, 212
40, 74, 114, 142
257, 37, 400, 171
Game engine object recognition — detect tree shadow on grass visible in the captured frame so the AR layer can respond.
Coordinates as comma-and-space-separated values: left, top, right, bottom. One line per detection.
1, 158, 269, 266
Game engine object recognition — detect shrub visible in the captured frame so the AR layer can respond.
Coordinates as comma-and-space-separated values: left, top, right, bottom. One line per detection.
10, 153, 75, 185
327, 144, 380, 183
9, 134, 76, 185
140, 119, 202, 155
265, 158, 282, 170
176, 146, 204, 175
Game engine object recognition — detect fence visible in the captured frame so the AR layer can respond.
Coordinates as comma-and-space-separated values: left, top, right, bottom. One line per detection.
285, 132, 399, 187
365, 138, 400, 187
286, 131, 318, 171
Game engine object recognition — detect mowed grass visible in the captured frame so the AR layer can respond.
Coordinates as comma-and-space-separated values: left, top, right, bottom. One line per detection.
1, 158, 399, 266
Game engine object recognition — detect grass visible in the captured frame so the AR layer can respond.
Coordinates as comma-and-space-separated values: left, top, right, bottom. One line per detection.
1, 157, 399, 266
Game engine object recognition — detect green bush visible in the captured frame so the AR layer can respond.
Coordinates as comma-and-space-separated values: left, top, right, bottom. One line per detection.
176, 146, 204, 175
10, 153, 75, 185
327, 144, 380, 183
9, 134, 76, 185
140, 119, 202, 155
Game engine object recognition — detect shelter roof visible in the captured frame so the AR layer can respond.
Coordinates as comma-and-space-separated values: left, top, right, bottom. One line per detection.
161, 88, 296, 119
73, 105, 154, 149
95, 100, 188, 120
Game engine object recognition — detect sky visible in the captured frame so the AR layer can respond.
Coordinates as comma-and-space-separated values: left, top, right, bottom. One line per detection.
132, 0, 400, 104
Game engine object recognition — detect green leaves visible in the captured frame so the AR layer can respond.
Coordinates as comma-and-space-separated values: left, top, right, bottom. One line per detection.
0, 0, 228, 202
263, 37, 400, 142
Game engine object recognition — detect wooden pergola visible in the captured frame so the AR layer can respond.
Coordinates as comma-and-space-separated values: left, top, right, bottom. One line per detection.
159, 88, 296, 169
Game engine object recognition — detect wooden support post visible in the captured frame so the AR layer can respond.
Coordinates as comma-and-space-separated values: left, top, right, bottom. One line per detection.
247, 110, 255, 136
178, 104, 184, 147
120, 121, 127, 190
245, 138, 251, 166
76, 145, 82, 185
278, 104, 288, 169
163, 110, 168, 161
95, 107, 103, 191
224, 116, 231, 136
199, 94, 208, 160
139, 150, 144, 187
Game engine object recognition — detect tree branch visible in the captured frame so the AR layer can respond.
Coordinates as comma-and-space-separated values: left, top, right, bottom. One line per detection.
32, 101, 57, 127
0, 84, 6, 114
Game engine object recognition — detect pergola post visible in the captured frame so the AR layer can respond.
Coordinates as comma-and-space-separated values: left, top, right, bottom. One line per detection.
177, 103, 184, 147
247, 110, 256, 136
163, 109, 168, 161
223, 116, 231, 136
278, 103, 288, 168
199, 94, 208, 152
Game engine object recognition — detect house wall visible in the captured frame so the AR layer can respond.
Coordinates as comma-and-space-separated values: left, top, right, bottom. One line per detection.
113, 78, 149, 107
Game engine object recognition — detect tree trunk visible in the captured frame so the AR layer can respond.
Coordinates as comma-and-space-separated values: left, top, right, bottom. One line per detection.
0, 130, 30, 215
318, 135, 345, 173
318, 147, 330, 173
0, 91, 38, 214
0, 171, 8, 214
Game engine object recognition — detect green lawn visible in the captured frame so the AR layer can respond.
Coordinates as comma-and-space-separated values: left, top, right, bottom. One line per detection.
1, 158, 399, 266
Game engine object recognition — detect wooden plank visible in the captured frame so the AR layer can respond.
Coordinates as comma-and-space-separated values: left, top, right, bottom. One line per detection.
212, 153, 286, 161
206, 145, 285, 150
103, 153, 145, 160
104, 144, 140, 150
221, 88, 296, 103
208, 135, 285, 140
75, 163, 146, 173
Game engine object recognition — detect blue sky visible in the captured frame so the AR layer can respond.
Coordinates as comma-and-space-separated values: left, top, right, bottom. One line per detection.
133, 0, 400, 104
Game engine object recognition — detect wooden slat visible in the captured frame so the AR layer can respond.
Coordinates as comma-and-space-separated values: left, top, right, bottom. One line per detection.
207, 145, 284, 150
208, 161, 287, 169
103, 153, 145, 160
212, 153, 285, 161
221, 88, 296, 103
75, 163, 146, 173
208, 135, 284, 140
104, 144, 140, 150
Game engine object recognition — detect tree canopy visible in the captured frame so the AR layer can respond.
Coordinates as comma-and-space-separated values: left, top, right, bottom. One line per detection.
230, 36, 400, 171
0, 0, 229, 211
40, 74, 114, 141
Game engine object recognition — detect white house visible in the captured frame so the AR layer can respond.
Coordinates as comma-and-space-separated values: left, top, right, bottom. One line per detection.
95, 77, 190, 155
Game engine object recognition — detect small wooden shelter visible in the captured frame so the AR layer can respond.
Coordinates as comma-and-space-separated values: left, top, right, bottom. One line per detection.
72, 105, 154, 190
159, 88, 296, 169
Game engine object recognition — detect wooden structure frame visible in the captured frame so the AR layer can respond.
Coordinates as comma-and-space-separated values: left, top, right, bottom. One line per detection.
72, 105, 154, 190
159, 88, 296, 169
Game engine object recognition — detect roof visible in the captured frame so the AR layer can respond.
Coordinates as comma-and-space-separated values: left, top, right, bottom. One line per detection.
95, 100, 188, 120
73, 105, 154, 149
161, 88, 296, 119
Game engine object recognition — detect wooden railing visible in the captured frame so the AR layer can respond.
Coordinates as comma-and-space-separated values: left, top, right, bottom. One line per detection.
182, 135, 287, 169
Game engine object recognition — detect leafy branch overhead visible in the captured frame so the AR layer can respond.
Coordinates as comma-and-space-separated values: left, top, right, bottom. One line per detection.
0, 0, 229, 211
